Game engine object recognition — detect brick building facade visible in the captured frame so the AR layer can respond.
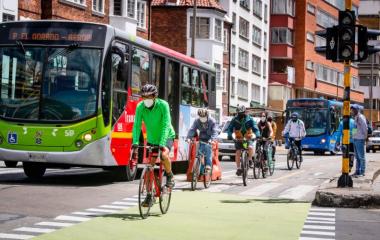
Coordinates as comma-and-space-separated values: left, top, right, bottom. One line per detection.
268, 0, 364, 112
19, 0, 109, 23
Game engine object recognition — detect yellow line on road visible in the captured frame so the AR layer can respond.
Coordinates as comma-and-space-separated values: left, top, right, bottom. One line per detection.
272, 170, 305, 182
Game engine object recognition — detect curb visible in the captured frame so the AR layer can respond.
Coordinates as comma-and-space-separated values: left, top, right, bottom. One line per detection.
313, 160, 380, 208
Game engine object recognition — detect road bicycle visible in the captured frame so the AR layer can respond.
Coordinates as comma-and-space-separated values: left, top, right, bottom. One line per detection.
189, 140, 213, 191
253, 137, 275, 178
234, 139, 250, 186
132, 145, 172, 219
286, 138, 302, 170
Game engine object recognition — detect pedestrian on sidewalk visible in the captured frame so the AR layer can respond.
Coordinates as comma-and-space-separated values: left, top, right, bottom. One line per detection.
351, 104, 368, 177
336, 116, 355, 172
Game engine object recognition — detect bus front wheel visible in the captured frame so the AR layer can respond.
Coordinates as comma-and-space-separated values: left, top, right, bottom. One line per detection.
23, 162, 46, 179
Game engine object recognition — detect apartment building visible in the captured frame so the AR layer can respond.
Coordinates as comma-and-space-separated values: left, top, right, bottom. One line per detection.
220, 0, 270, 112
268, 0, 364, 112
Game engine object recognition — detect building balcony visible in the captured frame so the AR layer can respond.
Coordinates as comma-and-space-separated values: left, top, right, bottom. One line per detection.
270, 44, 293, 59
270, 15, 294, 29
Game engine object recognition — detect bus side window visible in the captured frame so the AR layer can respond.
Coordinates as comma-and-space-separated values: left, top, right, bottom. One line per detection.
102, 51, 112, 127
200, 72, 209, 107
152, 55, 165, 98
131, 47, 150, 96
181, 66, 192, 105
168, 61, 180, 132
191, 69, 201, 106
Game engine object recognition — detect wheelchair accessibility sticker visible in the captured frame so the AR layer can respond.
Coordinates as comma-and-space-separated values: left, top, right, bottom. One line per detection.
7, 132, 18, 144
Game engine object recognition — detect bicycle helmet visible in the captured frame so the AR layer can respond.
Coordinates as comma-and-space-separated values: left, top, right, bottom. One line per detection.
197, 108, 209, 117
236, 105, 246, 114
141, 84, 158, 97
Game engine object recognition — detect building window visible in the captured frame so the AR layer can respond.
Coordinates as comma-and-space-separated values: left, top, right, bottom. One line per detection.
137, 1, 146, 29
190, 17, 210, 39
215, 19, 222, 41
264, 4, 268, 22
2, 13, 15, 22
215, 63, 222, 87
306, 32, 315, 43
251, 84, 260, 102
231, 44, 236, 65
307, 3, 315, 14
224, 29, 228, 52
271, 0, 295, 16
252, 54, 261, 75
263, 32, 267, 50
223, 68, 227, 91
271, 28, 293, 45
239, 17, 249, 40
252, 25, 262, 46
65, 0, 85, 5
263, 59, 267, 78
324, 0, 345, 10
231, 76, 236, 97
316, 9, 338, 28
240, 0, 250, 10
238, 48, 249, 71
127, 0, 136, 18
232, 12, 236, 33
315, 35, 326, 47
262, 87, 267, 104
238, 79, 249, 100
92, 0, 104, 13
306, 60, 314, 71
253, 0, 262, 18
113, 0, 122, 15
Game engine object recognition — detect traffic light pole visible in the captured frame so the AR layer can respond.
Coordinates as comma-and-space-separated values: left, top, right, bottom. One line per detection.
338, 0, 353, 188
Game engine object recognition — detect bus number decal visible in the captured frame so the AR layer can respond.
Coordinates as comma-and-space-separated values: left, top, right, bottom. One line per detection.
65, 130, 75, 137
126, 115, 135, 123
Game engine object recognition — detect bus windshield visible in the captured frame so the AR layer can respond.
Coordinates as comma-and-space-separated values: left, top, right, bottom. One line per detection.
0, 45, 102, 122
289, 108, 328, 136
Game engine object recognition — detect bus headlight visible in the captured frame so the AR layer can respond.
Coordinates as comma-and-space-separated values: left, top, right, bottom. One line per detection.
83, 133, 92, 142
321, 138, 326, 144
75, 140, 84, 148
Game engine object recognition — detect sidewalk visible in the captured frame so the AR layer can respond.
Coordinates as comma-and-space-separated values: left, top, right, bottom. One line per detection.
313, 155, 380, 208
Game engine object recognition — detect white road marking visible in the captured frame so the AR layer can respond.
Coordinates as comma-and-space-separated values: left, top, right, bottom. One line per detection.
240, 183, 282, 196
304, 220, 335, 225
299, 237, 335, 240
36, 222, 74, 227
86, 208, 118, 213
14, 227, 55, 233
306, 217, 335, 222
301, 230, 335, 236
99, 205, 128, 210
309, 208, 335, 212
71, 211, 104, 216
202, 183, 234, 192
273, 170, 305, 182
122, 198, 138, 202
308, 212, 335, 217
313, 172, 324, 176
55, 215, 90, 222
0, 233, 34, 239
303, 225, 335, 231
278, 185, 316, 199
111, 201, 137, 206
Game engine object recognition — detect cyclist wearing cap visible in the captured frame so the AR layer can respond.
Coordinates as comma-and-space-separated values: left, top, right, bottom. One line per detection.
282, 112, 306, 162
227, 105, 260, 176
132, 84, 176, 188
186, 109, 219, 172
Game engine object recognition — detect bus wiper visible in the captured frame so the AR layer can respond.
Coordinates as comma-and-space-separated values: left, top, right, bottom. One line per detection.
16, 41, 26, 54
48, 42, 80, 62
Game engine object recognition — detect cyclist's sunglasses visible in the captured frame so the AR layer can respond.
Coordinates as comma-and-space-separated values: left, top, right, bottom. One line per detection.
142, 94, 156, 99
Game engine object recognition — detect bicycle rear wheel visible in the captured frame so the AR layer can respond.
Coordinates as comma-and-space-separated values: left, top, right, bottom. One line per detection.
287, 150, 294, 170
253, 152, 261, 179
268, 158, 275, 176
159, 171, 172, 214
241, 151, 248, 186
138, 167, 153, 219
203, 165, 212, 189
191, 158, 200, 191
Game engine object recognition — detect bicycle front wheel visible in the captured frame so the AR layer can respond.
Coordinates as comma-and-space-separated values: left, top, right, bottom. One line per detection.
191, 158, 200, 191
241, 151, 248, 186
138, 167, 153, 219
203, 165, 212, 189
268, 158, 275, 176
287, 150, 294, 170
253, 152, 261, 179
159, 171, 172, 214
295, 151, 302, 169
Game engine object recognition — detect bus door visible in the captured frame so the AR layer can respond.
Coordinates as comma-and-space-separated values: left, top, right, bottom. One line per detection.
151, 55, 165, 99
167, 60, 180, 134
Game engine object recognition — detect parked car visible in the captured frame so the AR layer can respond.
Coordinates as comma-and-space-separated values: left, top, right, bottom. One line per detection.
367, 130, 380, 153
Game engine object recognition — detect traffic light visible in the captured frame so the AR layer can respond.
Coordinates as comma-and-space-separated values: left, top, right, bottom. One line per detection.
357, 27, 380, 61
315, 27, 339, 61
338, 10, 356, 61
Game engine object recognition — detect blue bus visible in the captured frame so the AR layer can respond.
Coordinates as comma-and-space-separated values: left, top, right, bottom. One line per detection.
285, 98, 342, 155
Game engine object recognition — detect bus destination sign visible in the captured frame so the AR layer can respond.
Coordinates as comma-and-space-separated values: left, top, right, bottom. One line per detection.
288, 100, 328, 108
9, 28, 93, 42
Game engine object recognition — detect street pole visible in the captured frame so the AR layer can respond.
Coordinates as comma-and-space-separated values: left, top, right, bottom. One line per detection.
191, 0, 197, 58
338, 0, 353, 188
370, 54, 374, 124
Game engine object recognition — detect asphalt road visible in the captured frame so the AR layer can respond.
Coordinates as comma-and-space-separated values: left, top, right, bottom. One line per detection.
0, 151, 379, 240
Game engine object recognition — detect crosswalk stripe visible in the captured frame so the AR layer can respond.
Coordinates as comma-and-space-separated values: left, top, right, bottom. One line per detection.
14, 227, 55, 234
36, 222, 74, 227
303, 225, 335, 231
202, 183, 234, 192
306, 217, 335, 222
309, 208, 335, 212
99, 205, 128, 210
71, 211, 104, 216
122, 198, 138, 202
0, 233, 34, 239
301, 230, 335, 236
55, 215, 90, 222
308, 212, 335, 217
299, 237, 335, 240
278, 185, 316, 199
304, 220, 335, 225
86, 208, 118, 213
240, 183, 282, 196
273, 170, 305, 182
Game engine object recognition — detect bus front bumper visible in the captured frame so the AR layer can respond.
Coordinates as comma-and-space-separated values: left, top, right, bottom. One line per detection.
0, 136, 116, 167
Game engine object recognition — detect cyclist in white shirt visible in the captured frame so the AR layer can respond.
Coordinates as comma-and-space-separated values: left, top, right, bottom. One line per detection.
282, 112, 306, 162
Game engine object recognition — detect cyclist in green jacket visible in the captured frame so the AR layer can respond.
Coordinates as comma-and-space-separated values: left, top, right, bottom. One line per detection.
132, 84, 176, 188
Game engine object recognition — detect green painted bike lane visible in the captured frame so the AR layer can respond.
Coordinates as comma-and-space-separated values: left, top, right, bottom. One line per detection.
34, 191, 310, 240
